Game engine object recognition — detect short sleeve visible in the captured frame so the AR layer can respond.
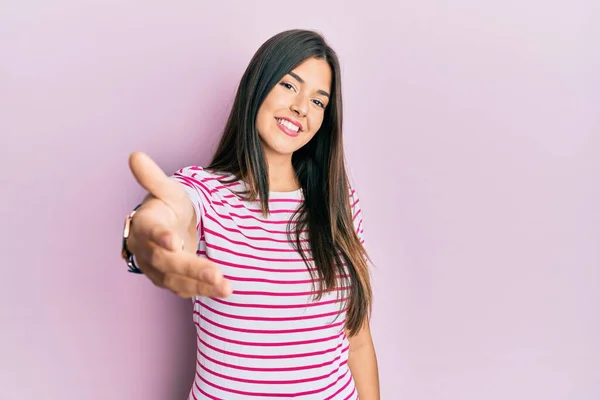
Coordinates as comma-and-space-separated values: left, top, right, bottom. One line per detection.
170, 166, 212, 232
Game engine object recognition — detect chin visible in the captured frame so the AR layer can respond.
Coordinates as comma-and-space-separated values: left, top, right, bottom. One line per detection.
263, 133, 304, 155
270, 146, 298, 157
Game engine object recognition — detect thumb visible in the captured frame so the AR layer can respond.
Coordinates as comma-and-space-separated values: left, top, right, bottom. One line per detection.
128, 152, 187, 207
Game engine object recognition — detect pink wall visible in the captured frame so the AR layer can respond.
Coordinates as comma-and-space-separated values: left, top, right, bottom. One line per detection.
1, 1, 598, 399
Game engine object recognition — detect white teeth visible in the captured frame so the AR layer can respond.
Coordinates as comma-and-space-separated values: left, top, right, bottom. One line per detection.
277, 118, 299, 132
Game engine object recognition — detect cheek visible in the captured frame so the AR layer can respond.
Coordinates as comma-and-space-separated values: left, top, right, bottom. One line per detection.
308, 112, 325, 135
301, 117, 323, 145
256, 105, 273, 135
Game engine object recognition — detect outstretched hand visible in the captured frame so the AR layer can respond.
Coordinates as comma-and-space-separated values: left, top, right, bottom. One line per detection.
126, 152, 231, 298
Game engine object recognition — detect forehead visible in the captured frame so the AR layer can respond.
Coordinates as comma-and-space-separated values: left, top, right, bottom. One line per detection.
289, 57, 332, 91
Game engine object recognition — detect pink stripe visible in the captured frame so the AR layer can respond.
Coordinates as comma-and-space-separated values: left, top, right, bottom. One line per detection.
227, 220, 303, 233
193, 383, 222, 400
204, 212, 309, 243
220, 191, 303, 204
343, 386, 358, 400
197, 347, 347, 372
205, 211, 303, 235
187, 173, 303, 204
176, 175, 211, 214
232, 286, 348, 297
195, 365, 351, 397
324, 369, 354, 400
176, 179, 196, 190
203, 227, 304, 252
223, 275, 315, 284
210, 296, 346, 309
205, 254, 315, 273
195, 329, 348, 358
173, 174, 213, 205
198, 325, 343, 347
226, 211, 294, 225
173, 176, 205, 203
223, 181, 239, 188
195, 199, 204, 232
222, 274, 348, 285
268, 197, 303, 203
196, 358, 348, 385
212, 199, 298, 214
199, 301, 343, 322
195, 312, 345, 334
356, 219, 363, 234
177, 172, 215, 194
206, 242, 312, 263
194, 179, 219, 204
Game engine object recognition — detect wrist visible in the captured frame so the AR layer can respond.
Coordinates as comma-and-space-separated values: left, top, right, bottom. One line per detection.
121, 203, 143, 274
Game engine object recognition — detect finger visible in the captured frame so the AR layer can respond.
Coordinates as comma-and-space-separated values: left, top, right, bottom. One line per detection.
128, 152, 187, 205
148, 243, 224, 283
143, 266, 166, 289
164, 273, 232, 298
143, 244, 232, 296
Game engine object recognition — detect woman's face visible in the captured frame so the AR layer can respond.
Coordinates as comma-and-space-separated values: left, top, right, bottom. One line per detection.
256, 57, 332, 161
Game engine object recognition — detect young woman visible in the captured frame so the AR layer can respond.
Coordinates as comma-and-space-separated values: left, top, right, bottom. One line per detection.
122, 29, 380, 399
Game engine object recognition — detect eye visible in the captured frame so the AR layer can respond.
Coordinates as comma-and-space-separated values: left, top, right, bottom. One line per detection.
312, 99, 326, 109
280, 82, 296, 92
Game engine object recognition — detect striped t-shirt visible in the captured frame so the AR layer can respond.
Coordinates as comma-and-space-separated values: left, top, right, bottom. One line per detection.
172, 166, 365, 400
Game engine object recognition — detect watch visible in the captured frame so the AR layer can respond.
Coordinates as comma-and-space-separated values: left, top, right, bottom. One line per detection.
121, 203, 143, 274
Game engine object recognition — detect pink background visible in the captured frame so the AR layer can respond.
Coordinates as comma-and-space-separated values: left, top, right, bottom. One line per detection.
1, 1, 598, 399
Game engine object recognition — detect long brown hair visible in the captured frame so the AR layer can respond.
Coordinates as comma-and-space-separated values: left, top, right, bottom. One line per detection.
208, 29, 372, 336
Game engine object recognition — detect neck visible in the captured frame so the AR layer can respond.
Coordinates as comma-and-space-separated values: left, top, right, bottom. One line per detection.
264, 152, 299, 192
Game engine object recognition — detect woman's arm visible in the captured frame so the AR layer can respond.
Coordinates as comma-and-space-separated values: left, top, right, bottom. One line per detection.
347, 321, 380, 399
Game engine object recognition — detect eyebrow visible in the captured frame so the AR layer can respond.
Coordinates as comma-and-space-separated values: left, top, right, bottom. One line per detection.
288, 71, 330, 98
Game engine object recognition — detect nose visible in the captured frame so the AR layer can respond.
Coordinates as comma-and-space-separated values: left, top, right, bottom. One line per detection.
290, 94, 308, 117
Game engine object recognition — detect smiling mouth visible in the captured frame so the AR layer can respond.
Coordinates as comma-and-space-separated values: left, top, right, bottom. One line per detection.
275, 118, 302, 137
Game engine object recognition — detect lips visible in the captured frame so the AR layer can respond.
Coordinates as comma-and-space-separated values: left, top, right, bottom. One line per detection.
275, 117, 302, 137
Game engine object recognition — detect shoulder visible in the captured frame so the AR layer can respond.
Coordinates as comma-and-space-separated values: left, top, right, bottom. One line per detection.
172, 166, 236, 193
171, 165, 243, 202
173, 165, 218, 182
